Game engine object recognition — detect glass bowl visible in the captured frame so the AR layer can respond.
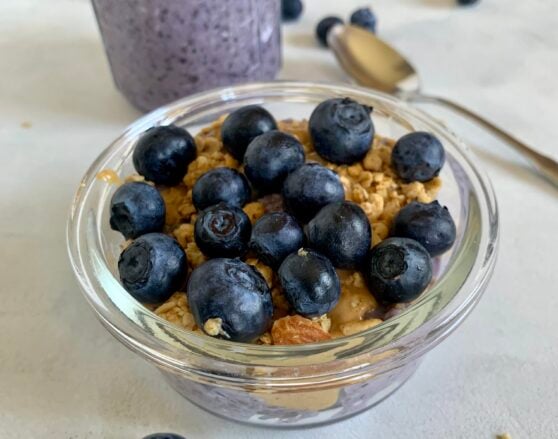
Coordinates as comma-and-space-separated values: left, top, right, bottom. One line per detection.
67, 81, 498, 428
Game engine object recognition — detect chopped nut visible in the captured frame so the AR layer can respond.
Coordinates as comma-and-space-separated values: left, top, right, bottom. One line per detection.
272, 315, 332, 345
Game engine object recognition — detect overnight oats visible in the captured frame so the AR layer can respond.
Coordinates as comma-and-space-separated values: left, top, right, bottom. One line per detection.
101, 97, 456, 345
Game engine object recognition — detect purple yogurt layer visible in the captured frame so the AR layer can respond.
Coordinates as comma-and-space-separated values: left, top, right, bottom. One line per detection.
92, 0, 282, 112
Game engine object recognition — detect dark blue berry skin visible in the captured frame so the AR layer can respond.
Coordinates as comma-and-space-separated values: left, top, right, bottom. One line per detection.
391, 132, 445, 182
109, 182, 165, 239
350, 7, 377, 33
309, 98, 374, 164
316, 16, 344, 47
458, 0, 479, 5
143, 434, 186, 439
118, 233, 187, 304
249, 212, 304, 268
221, 105, 278, 161
392, 201, 456, 257
192, 167, 251, 211
243, 131, 305, 194
188, 258, 273, 342
194, 203, 251, 258
364, 237, 432, 304
282, 163, 345, 223
282, 0, 303, 21
133, 125, 197, 186
278, 249, 340, 317
306, 201, 371, 269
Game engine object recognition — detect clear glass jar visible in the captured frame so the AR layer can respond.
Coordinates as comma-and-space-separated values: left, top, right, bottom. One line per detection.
92, 0, 282, 112
67, 81, 499, 428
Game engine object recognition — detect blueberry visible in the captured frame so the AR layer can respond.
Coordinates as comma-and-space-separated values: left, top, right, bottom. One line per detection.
188, 258, 273, 342
316, 16, 343, 47
309, 98, 374, 164
364, 237, 432, 304
282, 0, 303, 21
143, 434, 186, 439
350, 7, 377, 33
192, 167, 251, 211
278, 248, 340, 317
194, 202, 251, 258
244, 131, 305, 194
109, 182, 165, 239
458, 0, 479, 5
306, 201, 371, 269
221, 105, 278, 161
133, 125, 197, 186
391, 132, 445, 182
282, 163, 345, 223
249, 212, 304, 268
118, 233, 187, 304
391, 201, 456, 257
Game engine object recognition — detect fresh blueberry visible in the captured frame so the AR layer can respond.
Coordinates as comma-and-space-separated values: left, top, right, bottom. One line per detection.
364, 237, 432, 304
109, 182, 165, 239
458, 0, 479, 5
243, 131, 305, 194
282, 0, 303, 21
309, 98, 374, 164
391, 132, 445, 182
249, 212, 304, 268
350, 7, 377, 33
133, 125, 197, 186
194, 202, 251, 258
316, 16, 344, 47
192, 167, 251, 211
221, 105, 278, 161
306, 201, 371, 269
118, 233, 187, 304
391, 201, 456, 257
278, 248, 340, 317
188, 258, 273, 342
282, 163, 345, 223
143, 434, 186, 439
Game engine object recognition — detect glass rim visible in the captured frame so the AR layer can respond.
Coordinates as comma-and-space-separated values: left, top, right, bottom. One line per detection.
67, 80, 499, 374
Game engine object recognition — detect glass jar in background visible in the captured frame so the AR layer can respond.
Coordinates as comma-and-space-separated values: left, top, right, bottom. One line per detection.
92, 0, 282, 112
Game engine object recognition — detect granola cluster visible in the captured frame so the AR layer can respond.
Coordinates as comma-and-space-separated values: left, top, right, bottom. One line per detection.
154, 117, 441, 344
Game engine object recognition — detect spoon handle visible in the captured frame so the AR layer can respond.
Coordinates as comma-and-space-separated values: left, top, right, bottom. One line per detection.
407, 93, 558, 189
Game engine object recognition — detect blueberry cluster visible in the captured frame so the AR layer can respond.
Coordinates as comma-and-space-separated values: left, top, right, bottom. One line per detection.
316, 6, 378, 47
111, 98, 456, 344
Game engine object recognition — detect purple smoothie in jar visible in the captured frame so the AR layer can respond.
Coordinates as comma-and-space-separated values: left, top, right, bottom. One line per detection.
92, 0, 282, 112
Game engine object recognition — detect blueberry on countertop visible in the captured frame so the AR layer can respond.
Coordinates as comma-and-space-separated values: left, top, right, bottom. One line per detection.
282, 0, 303, 21
243, 131, 305, 194
364, 237, 432, 304
309, 98, 374, 164
194, 202, 251, 258
350, 7, 377, 33
249, 212, 304, 268
188, 258, 273, 342
278, 248, 341, 317
306, 201, 371, 269
118, 233, 187, 304
457, 0, 479, 5
133, 125, 197, 186
109, 182, 165, 239
282, 163, 345, 223
143, 434, 186, 439
221, 105, 278, 161
391, 132, 445, 182
316, 16, 344, 47
192, 167, 251, 211
392, 201, 456, 257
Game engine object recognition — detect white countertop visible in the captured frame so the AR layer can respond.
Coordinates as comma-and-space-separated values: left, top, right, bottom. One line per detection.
1, 0, 557, 437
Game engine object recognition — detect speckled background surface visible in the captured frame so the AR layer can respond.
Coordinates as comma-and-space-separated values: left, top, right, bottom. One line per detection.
1, 0, 557, 437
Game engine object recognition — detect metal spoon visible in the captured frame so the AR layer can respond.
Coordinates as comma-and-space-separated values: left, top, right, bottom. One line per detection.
328, 24, 558, 188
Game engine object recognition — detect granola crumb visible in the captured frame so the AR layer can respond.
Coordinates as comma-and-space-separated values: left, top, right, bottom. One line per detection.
203, 317, 230, 338
21, 121, 32, 129
96, 169, 122, 186
272, 315, 332, 345
496, 434, 512, 439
